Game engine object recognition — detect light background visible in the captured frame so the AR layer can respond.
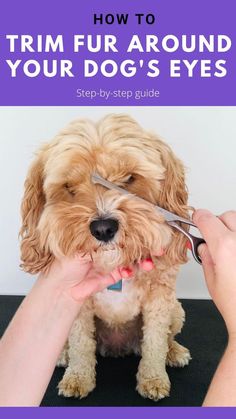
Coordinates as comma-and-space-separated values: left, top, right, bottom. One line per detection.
0, 107, 235, 298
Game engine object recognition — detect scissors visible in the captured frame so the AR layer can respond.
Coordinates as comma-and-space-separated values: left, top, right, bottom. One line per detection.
91, 173, 205, 264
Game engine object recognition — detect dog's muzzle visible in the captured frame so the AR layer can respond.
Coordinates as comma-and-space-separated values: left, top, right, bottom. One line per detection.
90, 218, 119, 242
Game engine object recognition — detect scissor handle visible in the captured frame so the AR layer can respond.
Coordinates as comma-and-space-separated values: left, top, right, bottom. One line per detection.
92, 173, 206, 263
187, 234, 206, 264
168, 221, 206, 264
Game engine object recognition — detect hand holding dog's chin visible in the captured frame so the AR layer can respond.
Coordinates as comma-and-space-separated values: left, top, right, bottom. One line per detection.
39, 255, 103, 304
38, 253, 156, 305
38, 254, 126, 304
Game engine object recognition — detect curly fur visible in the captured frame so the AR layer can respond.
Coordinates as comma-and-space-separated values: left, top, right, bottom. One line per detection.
20, 114, 191, 401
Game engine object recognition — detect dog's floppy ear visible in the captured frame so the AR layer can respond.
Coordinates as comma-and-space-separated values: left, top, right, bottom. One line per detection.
20, 151, 53, 274
157, 141, 189, 265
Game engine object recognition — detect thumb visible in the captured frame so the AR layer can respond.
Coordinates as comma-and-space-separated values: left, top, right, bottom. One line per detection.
198, 243, 215, 287
70, 268, 122, 301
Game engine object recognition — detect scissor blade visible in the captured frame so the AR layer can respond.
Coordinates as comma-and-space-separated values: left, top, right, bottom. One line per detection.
154, 206, 195, 226
92, 173, 131, 196
91, 173, 195, 227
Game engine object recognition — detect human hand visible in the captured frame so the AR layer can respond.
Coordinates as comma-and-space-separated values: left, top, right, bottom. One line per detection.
193, 209, 236, 340
40, 253, 158, 303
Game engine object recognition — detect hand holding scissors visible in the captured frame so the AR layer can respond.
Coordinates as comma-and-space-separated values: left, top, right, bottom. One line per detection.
92, 173, 205, 264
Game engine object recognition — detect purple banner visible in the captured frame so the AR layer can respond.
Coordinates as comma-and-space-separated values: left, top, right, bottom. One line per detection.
1, 407, 236, 418
0, 0, 236, 105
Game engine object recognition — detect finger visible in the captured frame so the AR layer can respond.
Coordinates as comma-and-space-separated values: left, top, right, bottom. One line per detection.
120, 259, 155, 277
94, 271, 125, 292
100, 274, 121, 288
218, 210, 236, 232
138, 258, 154, 272
110, 267, 124, 282
70, 278, 97, 301
120, 258, 155, 275
151, 248, 165, 257
193, 209, 228, 254
119, 267, 134, 278
73, 253, 93, 263
59, 253, 92, 278
71, 269, 122, 300
197, 243, 216, 288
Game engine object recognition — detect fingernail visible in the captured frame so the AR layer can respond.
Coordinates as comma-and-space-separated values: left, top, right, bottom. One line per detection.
152, 248, 165, 257
140, 258, 154, 272
120, 267, 133, 278
186, 241, 192, 250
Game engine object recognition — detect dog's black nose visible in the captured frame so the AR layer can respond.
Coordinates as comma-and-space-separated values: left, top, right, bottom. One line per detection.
90, 218, 119, 242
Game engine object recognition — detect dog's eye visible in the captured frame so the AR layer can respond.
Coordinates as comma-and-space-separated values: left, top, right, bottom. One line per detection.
64, 183, 76, 196
125, 175, 135, 185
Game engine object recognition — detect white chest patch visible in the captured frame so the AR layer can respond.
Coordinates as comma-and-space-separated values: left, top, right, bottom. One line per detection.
93, 279, 142, 325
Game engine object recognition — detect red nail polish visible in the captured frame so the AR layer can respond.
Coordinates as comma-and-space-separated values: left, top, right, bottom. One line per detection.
141, 259, 154, 272
186, 241, 192, 250
120, 267, 133, 278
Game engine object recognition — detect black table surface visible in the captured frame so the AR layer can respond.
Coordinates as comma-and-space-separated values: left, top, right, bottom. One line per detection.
0, 296, 227, 407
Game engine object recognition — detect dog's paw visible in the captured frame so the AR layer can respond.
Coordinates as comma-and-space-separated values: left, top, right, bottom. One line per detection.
166, 341, 191, 367
136, 373, 170, 401
58, 371, 95, 398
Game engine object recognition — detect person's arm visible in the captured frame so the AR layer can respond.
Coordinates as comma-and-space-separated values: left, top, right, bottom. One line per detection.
202, 338, 236, 407
0, 254, 151, 406
194, 209, 236, 407
0, 256, 123, 406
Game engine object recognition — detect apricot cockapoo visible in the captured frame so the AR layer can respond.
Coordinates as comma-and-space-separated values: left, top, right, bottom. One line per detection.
20, 114, 191, 401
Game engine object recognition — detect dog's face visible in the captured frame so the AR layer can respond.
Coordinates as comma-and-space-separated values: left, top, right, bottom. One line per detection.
20, 114, 189, 274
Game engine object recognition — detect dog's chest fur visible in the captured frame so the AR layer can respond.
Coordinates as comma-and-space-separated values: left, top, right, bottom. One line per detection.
93, 279, 142, 326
